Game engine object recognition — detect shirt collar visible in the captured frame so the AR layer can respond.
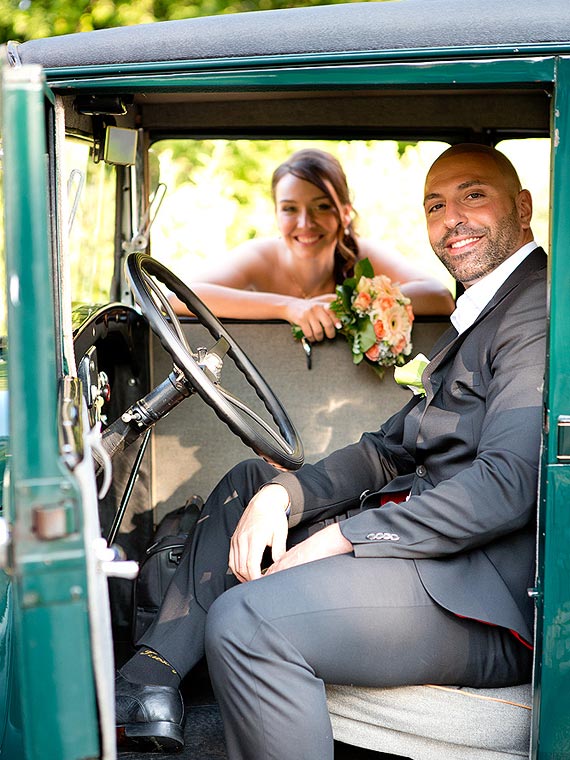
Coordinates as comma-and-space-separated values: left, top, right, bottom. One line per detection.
450, 241, 537, 335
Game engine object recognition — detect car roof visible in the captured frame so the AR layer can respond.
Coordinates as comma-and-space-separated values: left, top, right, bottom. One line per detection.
11, 0, 570, 71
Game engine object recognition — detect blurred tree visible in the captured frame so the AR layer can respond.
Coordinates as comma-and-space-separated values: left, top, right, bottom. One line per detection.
0, 0, 377, 43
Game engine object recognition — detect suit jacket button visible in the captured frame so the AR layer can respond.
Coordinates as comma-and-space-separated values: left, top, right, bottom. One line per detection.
416, 465, 427, 477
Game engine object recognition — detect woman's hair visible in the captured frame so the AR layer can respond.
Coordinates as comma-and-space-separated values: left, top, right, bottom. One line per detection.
271, 149, 359, 281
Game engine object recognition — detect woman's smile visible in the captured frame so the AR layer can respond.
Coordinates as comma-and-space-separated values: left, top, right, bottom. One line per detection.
294, 233, 326, 246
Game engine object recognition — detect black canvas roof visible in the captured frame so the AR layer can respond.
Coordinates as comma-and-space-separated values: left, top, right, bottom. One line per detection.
12, 0, 570, 71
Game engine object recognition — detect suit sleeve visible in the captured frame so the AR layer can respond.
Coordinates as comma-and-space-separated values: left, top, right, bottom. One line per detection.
340, 274, 546, 558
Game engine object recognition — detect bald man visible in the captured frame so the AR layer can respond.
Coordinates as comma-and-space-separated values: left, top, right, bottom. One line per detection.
116, 145, 546, 759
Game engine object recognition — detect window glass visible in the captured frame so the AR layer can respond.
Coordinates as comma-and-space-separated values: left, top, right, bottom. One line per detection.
149, 139, 455, 295
149, 137, 551, 305
65, 137, 116, 306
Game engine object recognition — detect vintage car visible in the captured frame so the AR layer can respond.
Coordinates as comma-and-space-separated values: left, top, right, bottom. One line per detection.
0, 0, 568, 758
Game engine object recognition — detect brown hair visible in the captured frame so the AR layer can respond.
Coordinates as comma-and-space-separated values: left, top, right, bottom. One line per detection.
271, 149, 358, 281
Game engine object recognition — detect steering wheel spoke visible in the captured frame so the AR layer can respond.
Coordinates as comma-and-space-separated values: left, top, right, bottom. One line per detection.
125, 252, 304, 469
216, 384, 295, 455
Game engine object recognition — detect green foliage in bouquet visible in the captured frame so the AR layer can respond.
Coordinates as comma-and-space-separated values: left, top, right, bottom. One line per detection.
331, 258, 414, 376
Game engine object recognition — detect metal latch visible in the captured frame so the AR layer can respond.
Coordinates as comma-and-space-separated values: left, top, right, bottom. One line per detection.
557, 415, 570, 460
32, 501, 76, 540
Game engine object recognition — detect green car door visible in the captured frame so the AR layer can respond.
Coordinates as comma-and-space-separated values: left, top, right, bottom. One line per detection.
533, 56, 570, 760
0, 62, 102, 760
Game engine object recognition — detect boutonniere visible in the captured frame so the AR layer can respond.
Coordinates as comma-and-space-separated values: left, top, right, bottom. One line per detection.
393, 353, 430, 396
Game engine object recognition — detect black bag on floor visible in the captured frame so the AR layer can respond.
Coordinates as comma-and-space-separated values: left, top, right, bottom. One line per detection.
132, 495, 203, 643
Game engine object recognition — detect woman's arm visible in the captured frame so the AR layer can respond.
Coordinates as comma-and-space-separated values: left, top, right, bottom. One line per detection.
170, 240, 340, 341
173, 285, 339, 342
358, 239, 455, 316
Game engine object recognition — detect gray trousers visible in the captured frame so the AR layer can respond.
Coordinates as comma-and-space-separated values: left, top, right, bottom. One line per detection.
141, 459, 532, 760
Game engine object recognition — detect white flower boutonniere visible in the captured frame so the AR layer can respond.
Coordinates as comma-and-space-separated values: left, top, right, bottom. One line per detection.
393, 353, 430, 396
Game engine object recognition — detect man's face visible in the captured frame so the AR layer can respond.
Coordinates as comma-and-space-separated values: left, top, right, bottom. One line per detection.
423, 152, 533, 287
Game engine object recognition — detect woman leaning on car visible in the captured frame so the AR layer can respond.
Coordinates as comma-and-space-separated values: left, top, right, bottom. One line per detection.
171, 149, 454, 342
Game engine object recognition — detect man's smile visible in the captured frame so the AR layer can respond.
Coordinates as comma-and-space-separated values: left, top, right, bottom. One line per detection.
438, 226, 487, 256
448, 235, 483, 250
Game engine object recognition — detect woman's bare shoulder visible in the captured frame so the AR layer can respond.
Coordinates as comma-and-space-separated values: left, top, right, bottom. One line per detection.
195, 237, 284, 289
232, 237, 282, 261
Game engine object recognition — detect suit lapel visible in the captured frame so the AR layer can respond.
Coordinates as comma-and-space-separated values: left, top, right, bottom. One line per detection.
465, 246, 547, 329
421, 246, 547, 400
403, 247, 546, 456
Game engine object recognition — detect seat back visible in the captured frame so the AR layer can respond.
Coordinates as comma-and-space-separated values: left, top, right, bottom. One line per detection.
151, 320, 448, 518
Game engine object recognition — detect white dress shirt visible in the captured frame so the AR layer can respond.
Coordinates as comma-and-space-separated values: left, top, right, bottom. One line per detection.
450, 241, 538, 335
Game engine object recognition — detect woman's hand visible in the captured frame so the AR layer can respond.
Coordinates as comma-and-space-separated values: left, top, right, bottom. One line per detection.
285, 294, 340, 342
229, 484, 290, 582
263, 523, 353, 576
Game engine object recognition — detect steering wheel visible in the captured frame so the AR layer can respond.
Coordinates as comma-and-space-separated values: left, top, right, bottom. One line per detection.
125, 252, 304, 470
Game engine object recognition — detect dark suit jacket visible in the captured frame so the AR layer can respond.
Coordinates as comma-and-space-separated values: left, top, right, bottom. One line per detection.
274, 247, 547, 644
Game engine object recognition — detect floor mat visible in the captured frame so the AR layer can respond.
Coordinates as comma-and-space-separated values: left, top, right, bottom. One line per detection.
118, 703, 227, 760
117, 701, 404, 759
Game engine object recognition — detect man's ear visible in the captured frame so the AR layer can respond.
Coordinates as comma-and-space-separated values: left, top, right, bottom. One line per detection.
516, 189, 533, 229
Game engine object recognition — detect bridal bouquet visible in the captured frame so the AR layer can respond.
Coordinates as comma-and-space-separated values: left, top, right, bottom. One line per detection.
330, 258, 414, 376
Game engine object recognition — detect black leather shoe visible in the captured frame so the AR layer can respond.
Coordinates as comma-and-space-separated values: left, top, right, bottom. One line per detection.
115, 672, 185, 752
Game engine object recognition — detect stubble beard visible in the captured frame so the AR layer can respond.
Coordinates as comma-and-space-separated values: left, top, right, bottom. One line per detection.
434, 206, 522, 286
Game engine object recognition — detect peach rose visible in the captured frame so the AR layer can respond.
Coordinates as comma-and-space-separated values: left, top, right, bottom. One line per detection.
372, 295, 396, 313
365, 343, 381, 362
353, 291, 372, 312
392, 336, 409, 356
373, 320, 386, 339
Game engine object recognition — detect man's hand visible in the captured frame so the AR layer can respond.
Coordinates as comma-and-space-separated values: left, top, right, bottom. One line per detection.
263, 523, 353, 576
229, 484, 290, 582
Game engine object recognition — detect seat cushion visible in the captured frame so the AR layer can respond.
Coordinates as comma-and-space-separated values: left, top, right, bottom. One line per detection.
326, 682, 532, 759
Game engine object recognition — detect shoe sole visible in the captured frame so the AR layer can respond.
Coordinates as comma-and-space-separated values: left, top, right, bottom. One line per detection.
117, 721, 184, 753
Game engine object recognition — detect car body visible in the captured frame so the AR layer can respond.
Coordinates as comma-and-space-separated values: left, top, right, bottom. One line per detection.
0, 0, 569, 758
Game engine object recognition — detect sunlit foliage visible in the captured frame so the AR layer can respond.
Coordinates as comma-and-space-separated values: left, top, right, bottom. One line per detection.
149, 138, 454, 291
148, 137, 550, 295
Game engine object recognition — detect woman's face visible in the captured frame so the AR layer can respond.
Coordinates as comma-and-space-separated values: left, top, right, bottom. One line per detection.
274, 174, 350, 259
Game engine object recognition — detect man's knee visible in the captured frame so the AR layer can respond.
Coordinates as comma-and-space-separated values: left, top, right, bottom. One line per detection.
201, 458, 275, 526
226, 458, 278, 493
205, 584, 254, 666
